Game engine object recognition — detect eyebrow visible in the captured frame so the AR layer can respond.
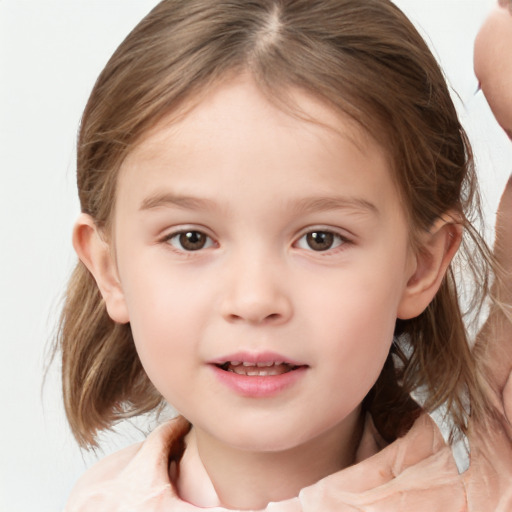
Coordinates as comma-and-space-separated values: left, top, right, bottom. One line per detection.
139, 192, 379, 216
291, 196, 379, 216
140, 193, 217, 211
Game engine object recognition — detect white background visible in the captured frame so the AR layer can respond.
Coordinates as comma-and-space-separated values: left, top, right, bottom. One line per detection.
1, 1, 511, 511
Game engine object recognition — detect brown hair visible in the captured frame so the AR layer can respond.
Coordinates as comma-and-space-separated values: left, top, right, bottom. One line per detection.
57, 0, 497, 447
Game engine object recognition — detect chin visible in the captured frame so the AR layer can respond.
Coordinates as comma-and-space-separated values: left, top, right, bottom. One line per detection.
206, 412, 351, 455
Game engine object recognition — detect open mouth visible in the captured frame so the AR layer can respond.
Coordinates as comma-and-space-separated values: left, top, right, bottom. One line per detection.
216, 361, 302, 376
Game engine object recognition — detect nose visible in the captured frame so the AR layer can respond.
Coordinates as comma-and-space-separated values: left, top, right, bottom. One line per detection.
219, 253, 293, 326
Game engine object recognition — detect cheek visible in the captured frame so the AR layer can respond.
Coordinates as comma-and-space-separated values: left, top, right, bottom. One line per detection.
119, 261, 208, 375
322, 295, 396, 377
306, 254, 407, 333
304, 259, 406, 389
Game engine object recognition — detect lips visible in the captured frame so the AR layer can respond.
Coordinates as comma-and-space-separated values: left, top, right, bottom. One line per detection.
209, 352, 307, 396
211, 363, 307, 397
211, 351, 306, 375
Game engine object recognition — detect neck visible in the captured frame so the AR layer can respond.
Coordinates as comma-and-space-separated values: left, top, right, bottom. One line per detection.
176, 408, 364, 510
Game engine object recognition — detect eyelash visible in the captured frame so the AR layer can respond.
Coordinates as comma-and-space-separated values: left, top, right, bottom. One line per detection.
162, 227, 350, 255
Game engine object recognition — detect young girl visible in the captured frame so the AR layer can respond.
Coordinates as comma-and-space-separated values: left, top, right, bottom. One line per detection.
58, 0, 512, 510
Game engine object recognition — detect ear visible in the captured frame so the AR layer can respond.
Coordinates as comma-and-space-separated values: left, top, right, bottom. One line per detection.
397, 216, 462, 320
72, 213, 130, 324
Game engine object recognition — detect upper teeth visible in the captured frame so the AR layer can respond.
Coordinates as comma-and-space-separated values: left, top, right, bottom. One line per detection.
237, 361, 283, 367
222, 361, 294, 376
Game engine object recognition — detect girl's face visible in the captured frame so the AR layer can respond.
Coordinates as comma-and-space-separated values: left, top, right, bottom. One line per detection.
110, 77, 418, 453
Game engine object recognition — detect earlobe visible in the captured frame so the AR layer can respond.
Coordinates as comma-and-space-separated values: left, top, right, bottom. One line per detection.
72, 213, 130, 324
397, 217, 462, 320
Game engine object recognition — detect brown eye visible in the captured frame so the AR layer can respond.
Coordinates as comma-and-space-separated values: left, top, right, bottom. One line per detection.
168, 230, 213, 251
295, 230, 345, 252
306, 231, 334, 251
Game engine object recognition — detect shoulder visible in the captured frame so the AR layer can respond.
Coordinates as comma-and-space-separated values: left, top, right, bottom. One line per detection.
67, 442, 143, 506
65, 416, 191, 512
65, 441, 144, 512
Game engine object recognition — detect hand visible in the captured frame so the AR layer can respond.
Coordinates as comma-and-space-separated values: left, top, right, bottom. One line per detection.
474, 2, 512, 139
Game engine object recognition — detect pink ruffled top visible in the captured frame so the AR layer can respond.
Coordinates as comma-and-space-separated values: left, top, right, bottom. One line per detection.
65, 373, 512, 511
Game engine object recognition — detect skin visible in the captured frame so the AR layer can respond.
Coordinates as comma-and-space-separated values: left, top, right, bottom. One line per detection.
74, 76, 459, 510
474, 1, 512, 139
473, 0, 512, 395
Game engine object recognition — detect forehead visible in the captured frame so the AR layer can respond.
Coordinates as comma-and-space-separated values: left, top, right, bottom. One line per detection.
116, 76, 400, 220
129, 77, 377, 162
123, 75, 395, 178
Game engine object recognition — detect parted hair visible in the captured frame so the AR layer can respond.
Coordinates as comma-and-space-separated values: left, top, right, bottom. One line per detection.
58, 0, 496, 447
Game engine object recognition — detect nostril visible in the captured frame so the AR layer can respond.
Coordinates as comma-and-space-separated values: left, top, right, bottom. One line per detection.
220, 289, 293, 325
224, 311, 284, 325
